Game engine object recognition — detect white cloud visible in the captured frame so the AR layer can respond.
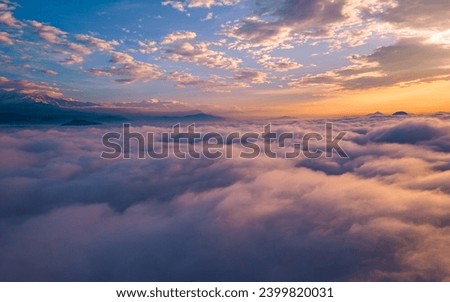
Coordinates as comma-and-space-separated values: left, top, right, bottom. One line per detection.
257, 54, 302, 72
161, 36, 242, 70
161, 31, 197, 45
167, 71, 246, 92
201, 12, 214, 22
162, 0, 240, 12
75, 34, 120, 52
138, 40, 158, 54
161, 0, 186, 12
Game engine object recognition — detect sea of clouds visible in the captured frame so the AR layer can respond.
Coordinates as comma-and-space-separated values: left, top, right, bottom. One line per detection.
0, 114, 450, 281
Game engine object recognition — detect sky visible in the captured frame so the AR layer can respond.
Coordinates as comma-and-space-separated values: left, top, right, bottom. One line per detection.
0, 0, 449, 117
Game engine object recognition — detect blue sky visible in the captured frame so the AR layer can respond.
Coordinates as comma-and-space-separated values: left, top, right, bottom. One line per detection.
0, 0, 449, 117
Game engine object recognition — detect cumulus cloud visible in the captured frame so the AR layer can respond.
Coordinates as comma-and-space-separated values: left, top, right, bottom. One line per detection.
75, 34, 120, 52
0, 115, 450, 281
167, 71, 246, 92
0, 31, 12, 44
257, 54, 302, 72
161, 31, 197, 45
0, 1, 22, 28
232, 68, 268, 84
187, 0, 240, 8
160, 32, 242, 70
0, 5, 97, 67
162, 0, 187, 12
221, 0, 449, 53
138, 40, 158, 54
221, 0, 350, 51
162, 0, 240, 12
29, 20, 67, 44
88, 51, 163, 83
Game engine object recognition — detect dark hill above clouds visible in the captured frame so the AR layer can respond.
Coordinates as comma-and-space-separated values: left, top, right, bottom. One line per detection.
0, 90, 222, 126
392, 111, 409, 116
0, 90, 96, 108
0, 90, 121, 125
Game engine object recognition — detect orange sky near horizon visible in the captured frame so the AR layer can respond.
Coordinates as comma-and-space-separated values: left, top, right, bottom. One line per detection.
224, 80, 450, 119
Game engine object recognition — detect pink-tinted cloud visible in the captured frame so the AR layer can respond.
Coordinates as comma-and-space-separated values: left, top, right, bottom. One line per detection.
0, 115, 449, 281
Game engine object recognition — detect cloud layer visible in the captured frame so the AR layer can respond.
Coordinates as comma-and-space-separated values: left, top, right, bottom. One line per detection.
1, 115, 449, 281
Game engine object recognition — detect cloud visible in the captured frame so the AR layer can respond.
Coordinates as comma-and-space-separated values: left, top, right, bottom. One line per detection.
220, 0, 449, 53
290, 39, 450, 90
0, 31, 12, 44
380, 0, 450, 31
0, 115, 450, 281
166, 68, 268, 91
187, 0, 240, 8
66, 42, 92, 55
88, 51, 163, 83
29, 21, 67, 44
257, 54, 302, 72
0, 2, 22, 28
232, 68, 268, 84
363, 118, 450, 152
75, 34, 120, 52
0, 5, 96, 67
167, 71, 246, 92
0, 76, 64, 98
201, 12, 214, 22
221, 0, 349, 51
162, 0, 240, 12
162, 0, 186, 12
41, 69, 58, 76
138, 40, 158, 54
222, 17, 295, 51
59, 54, 84, 65
161, 31, 197, 45
161, 32, 242, 70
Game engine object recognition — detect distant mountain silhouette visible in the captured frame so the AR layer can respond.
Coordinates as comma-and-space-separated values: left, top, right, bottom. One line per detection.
392, 111, 409, 116
367, 111, 385, 116
0, 90, 96, 108
145, 113, 223, 122
0, 90, 223, 126
0, 90, 121, 125
62, 119, 102, 126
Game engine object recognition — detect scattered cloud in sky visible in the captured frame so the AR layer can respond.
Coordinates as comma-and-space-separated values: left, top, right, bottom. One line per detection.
88, 51, 163, 84
0, 31, 12, 44
0, 0, 449, 112
163, 0, 240, 12
290, 39, 450, 90
161, 38, 242, 70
